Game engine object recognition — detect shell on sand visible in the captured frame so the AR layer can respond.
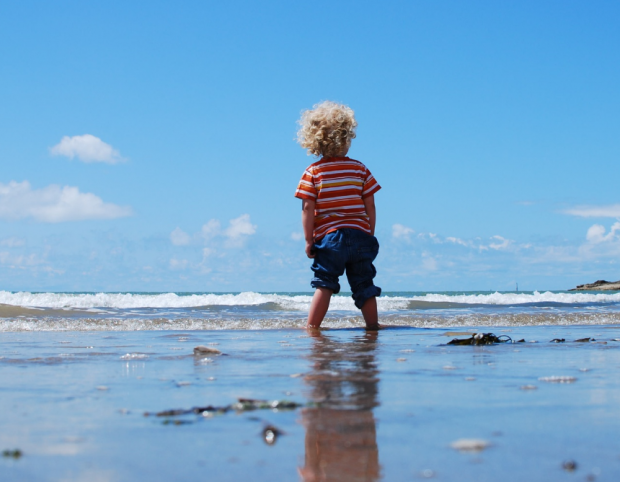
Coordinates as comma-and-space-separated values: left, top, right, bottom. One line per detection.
450, 438, 490, 452
193, 345, 222, 356
538, 376, 577, 384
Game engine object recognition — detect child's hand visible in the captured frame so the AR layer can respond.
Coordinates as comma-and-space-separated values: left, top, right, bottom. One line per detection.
305, 241, 316, 258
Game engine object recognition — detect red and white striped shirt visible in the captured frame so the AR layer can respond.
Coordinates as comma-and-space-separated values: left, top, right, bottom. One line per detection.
295, 157, 381, 240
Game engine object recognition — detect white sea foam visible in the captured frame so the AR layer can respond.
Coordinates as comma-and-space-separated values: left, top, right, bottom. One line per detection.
2, 311, 620, 332
416, 291, 620, 305
1, 290, 620, 311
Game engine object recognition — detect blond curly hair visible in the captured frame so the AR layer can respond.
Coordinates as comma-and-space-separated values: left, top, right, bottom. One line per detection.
296, 101, 357, 157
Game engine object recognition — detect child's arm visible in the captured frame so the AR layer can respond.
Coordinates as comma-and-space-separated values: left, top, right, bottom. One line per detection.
301, 199, 316, 258
363, 195, 376, 236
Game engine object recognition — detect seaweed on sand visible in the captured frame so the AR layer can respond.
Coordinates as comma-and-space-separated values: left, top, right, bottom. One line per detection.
447, 333, 512, 346
145, 398, 304, 417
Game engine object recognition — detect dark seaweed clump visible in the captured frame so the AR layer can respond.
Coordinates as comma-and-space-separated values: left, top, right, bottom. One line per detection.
2, 449, 22, 459
447, 333, 512, 346
145, 398, 304, 418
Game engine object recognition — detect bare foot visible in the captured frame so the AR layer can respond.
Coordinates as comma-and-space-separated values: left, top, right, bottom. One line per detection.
305, 325, 323, 337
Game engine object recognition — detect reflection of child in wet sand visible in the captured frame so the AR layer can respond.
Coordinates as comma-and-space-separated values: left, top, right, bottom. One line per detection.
299, 331, 381, 481
295, 101, 382, 330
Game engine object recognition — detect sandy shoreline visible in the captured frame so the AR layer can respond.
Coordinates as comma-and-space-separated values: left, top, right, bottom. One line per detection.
2, 326, 620, 481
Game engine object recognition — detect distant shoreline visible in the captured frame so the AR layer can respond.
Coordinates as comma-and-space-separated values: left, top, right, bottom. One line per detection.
570, 280, 620, 291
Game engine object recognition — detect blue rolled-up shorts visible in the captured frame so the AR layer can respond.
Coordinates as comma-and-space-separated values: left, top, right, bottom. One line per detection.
310, 228, 381, 309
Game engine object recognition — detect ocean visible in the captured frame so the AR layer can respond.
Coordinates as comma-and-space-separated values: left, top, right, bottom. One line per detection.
3, 289, 620, 480
2, 290, 620, 331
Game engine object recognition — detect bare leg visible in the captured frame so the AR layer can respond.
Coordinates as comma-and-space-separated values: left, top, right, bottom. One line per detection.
361, 297, 379, 330
307, 287, 333, 328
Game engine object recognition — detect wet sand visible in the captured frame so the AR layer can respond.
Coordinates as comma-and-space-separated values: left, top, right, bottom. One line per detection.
1, 326, 620, 481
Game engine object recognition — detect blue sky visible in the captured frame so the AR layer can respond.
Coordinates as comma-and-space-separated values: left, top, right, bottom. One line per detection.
1, 0, 619, 292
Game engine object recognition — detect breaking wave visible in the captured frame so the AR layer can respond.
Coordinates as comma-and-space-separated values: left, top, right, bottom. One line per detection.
1, 290, 620, 312
2, 290, 620, 332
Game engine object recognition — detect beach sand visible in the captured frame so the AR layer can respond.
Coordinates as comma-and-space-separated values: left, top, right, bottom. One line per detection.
2, 326, 620, 481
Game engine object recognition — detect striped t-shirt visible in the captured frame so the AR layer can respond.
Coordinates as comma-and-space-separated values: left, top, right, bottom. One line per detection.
294, 157, 381, 240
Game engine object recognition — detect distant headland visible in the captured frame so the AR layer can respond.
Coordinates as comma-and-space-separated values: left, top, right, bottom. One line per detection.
569, 280, 620, 291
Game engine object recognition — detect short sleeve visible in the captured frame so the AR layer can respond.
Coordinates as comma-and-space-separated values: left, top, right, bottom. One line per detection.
294, 167, 318, 200
362, 167, 381, 198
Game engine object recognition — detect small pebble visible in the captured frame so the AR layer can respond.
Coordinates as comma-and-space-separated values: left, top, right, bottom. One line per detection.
120, 353, 148, 360
539, 376, 577, 384
264, 429, 276, 444
290, 373, 303, 378
193, 346, 222, 356
420, 469, 436, 478
562, 460, 578, 472
96, 386, 109, 391
450, 439, 490, 452
262, 425, 283, 445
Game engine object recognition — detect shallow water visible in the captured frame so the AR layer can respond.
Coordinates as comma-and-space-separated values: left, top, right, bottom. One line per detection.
1, 326, 620, 481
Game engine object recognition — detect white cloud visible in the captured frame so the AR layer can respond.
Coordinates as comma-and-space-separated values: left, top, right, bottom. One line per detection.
201, 219, 221, 240
392, 223, 415, 240
291, 232, 303, 241
421, 253, 438, 271
446, 236, 471, 247
0, 237, 25, 247
586, 222, 620, 244
224, 214, 257, 239
171, 215, 257, 249
0, 251, 43, 267
50, 134, 125, 164
0, 181, 133, 223
488, 235, 511, 250
170, 227, 191, 246
399, 229, 523, 254
169, 258, 188, 270
576, 222, 620, 260
564, 204, 620, 218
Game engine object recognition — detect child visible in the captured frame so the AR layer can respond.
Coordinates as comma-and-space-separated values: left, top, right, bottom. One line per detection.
294, 101, 382, 330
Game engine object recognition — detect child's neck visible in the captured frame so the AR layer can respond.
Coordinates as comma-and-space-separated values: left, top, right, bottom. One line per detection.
322, 150, 349, 159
